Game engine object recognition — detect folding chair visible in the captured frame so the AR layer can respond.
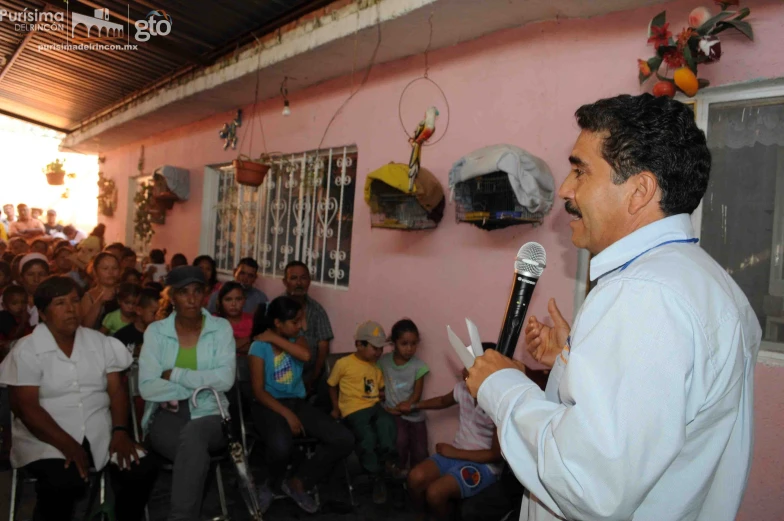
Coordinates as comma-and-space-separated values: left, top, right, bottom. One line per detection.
129, 366, 230, 521
8, 466, 106, 521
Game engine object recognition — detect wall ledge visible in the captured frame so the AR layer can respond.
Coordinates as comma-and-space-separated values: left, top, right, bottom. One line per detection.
757, 350, 784, 368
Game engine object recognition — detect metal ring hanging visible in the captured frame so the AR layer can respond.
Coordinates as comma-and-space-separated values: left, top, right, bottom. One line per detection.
398, 76, 450, 147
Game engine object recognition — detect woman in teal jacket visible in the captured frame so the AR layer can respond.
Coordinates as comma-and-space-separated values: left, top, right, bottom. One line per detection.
138, 266, 236, 521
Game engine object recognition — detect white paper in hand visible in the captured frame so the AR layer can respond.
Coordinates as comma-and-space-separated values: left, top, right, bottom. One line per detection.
447, 325, 476, 369
466, 319, 484, 357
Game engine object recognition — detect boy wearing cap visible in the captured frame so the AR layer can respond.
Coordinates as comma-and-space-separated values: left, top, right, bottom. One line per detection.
328, 320, 400, 504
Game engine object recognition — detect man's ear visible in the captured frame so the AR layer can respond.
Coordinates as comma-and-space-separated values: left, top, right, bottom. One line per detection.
628, 171, 660, 215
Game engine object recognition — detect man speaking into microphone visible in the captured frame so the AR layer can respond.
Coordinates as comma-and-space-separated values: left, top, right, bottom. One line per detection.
466, 94, 761, 521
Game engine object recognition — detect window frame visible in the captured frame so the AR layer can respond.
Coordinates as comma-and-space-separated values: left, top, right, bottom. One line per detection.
199, 146, 357, 290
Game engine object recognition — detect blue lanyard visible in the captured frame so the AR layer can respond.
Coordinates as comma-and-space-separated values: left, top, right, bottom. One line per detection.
618, 238, 699, 272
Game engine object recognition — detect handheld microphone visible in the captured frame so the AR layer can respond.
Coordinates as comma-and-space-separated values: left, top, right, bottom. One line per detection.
496, 242, 546, 358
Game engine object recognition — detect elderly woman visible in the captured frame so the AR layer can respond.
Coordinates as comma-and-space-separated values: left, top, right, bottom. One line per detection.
139, 265, 235, 521
0, 276, 157, 521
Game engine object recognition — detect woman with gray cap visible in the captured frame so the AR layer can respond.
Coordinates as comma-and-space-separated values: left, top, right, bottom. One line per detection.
138, 265, 236, 521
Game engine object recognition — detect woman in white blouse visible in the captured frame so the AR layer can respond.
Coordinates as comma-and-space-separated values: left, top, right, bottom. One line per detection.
0, 276, 157, 521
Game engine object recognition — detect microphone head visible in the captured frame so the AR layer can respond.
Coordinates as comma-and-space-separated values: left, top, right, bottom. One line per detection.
514, 242, 546, 278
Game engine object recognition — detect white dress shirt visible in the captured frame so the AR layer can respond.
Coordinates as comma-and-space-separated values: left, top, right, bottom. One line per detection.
477, 214, 761, 521
0, 324, 132, 469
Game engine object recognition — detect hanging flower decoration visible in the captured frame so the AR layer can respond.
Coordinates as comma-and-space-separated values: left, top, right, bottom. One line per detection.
637, 2, 753, 98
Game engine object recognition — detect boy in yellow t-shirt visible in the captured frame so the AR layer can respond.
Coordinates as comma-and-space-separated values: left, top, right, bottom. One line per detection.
328, 321, 400, 503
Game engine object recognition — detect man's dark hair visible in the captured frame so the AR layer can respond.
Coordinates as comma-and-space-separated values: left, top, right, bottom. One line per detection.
171, 253, 188, 268
149, 249, 165, 264
284, 260, 309, 279
2, 284, 27, 303
0, 261, 11, 280
144, 281, 164, 293
117, 282, 142, 301
575, 93, 710, 215
106, 242, 125, 251
122, 248, 137, 260
63, 224, 76, 235
120, 268, 142, 283
237, 257, 259, 272
138, 287, 160, 308
34, 276, 80, 313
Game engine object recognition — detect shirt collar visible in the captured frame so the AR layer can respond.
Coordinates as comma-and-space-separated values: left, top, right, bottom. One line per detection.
589, 214, 695, 281
158, 308, 221, 339
32, 324, 91, 361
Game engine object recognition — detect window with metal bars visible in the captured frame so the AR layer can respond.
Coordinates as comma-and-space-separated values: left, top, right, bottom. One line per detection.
206, 145, 357, 289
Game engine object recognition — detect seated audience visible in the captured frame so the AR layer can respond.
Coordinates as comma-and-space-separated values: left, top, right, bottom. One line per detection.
193, 255, 221, 308
379, 319, 429, 470
143, 249, 168, 284
105, 242, 126, 261
0, 276, 157, 521
114, 288, 160, 358
63, 224, 87, 246
121, 268, 142, 286
170, 253, 187, 269
144, 281, 163, 294
8, 237, 29, 256
155, 286, 173, 320
101, 283, 141, 335
53, 244, 86, 289
0, 239, 7, 257
328, 321, 400, 504
207, 257, 267, 315
9, 204, 45, 240
30, 239, 49, 256
120, 248, 138, 272
89, 224, 106, 251
12, 253, 50, 327
0, 261, 10, 293
282, 261, 333, 402
215, 281, 253, 356
249, 296, 353, 514
80, 252, 120, 329
0, 285, 33, 356
44, 209, 63, 236
404, 352, 503, 521
138, 265, 235, 521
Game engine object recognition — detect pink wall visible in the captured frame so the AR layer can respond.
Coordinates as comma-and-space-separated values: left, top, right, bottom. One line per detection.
100, 0, 784, 517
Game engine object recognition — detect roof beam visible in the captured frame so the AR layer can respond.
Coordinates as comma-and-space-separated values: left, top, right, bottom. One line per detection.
0, 107, 68, 133
0, 23, 36, 84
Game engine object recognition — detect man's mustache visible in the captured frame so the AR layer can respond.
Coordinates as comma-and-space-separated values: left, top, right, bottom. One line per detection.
565, 201, 582, 218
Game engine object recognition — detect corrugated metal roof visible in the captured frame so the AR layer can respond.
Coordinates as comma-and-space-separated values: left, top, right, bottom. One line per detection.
0, 0, 330, 131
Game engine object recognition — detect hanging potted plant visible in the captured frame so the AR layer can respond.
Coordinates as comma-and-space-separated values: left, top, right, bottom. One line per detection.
44, 159, 67, 185
233, 153, 272, 187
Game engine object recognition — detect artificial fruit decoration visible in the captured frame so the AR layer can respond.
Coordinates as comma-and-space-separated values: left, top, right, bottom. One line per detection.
653, 80, 676, 98
674, 68, 699, 96
637, 2, 753, 97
